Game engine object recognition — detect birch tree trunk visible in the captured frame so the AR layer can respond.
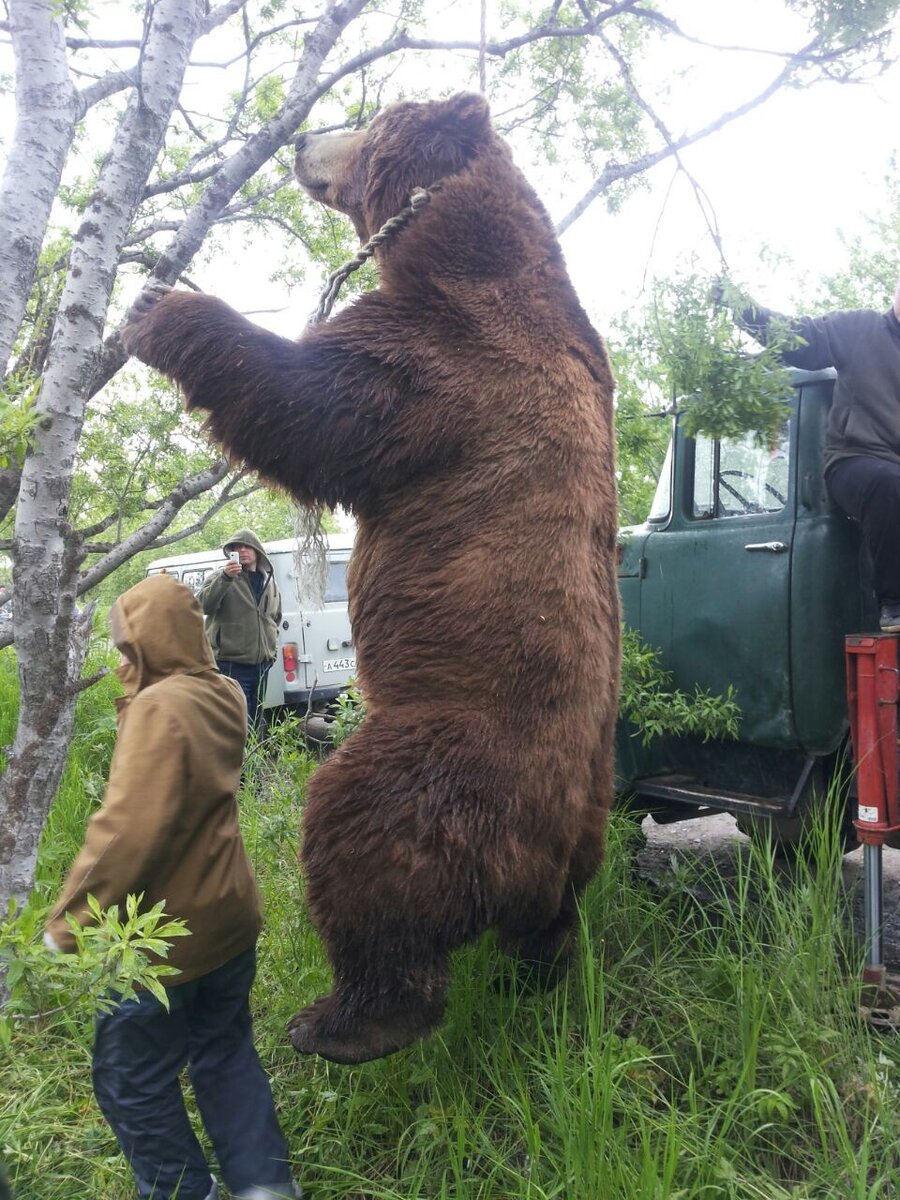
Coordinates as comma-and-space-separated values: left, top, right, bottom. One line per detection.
0, 0, 206, 911
0, 0, 373, 915
0, 0, 78, 371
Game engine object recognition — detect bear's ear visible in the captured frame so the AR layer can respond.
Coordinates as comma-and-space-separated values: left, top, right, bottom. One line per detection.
436, 92, 491, 142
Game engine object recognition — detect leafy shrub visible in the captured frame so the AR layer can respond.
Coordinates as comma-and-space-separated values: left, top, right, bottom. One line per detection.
619, 626, 740, 745
0, 894, 188, 1047
649, 273, 797, 444
329, 683, 366, 746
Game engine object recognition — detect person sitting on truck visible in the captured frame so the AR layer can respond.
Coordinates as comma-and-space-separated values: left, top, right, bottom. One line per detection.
718, 279, 900, 633
198, 529, 282, 732
44, 574, 299, 1200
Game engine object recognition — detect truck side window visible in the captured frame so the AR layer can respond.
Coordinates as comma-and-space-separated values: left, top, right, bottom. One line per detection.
692, 434, 716, 519
692, 425, 790, 519
691, 436, 720, 520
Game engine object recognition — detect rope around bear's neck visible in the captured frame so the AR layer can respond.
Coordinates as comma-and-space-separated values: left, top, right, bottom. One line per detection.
310, 180, 444, 324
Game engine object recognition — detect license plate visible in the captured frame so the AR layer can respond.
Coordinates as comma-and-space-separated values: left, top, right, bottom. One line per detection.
322, 656, 356, 674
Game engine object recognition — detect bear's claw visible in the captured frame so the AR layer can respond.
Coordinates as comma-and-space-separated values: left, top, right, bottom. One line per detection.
122, 281, 175, 356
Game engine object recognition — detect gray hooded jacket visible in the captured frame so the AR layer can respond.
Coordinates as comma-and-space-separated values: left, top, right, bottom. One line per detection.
197, 528, 282, 665
738, 302, 900, 473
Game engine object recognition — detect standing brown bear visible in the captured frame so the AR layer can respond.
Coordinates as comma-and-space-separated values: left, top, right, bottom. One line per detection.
124, 92, 620, 1065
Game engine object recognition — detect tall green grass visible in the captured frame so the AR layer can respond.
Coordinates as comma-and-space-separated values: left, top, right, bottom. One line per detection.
2, 672, 900, 1199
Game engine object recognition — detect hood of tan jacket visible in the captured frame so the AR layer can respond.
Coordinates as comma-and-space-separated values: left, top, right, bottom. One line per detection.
110, 572, 218, 695
47, 574, 261, 983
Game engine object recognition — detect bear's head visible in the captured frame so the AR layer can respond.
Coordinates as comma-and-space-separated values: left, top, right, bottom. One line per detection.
294, 93, 492, 241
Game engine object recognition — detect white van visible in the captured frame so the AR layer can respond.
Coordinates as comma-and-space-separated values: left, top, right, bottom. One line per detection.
146, 534, 355, 725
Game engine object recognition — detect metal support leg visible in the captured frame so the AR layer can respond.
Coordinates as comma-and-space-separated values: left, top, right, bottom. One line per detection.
863, 840, 884, 975
846, 633, 900, 1018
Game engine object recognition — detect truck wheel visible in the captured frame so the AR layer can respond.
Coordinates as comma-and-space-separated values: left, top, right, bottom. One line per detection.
302, 713, 334, 752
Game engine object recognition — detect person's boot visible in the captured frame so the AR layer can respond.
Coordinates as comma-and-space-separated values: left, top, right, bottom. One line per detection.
880, 603, 900, 632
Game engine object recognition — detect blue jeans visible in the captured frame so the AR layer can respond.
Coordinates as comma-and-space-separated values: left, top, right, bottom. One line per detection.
216, 660, 271, 732
92, 948, 293, 1200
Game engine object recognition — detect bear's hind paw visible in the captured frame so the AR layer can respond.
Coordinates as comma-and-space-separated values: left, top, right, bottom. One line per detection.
287, 994, 441, 1065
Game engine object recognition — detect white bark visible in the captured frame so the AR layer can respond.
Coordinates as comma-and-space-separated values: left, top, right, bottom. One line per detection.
151, 0, 371, 281
0, 0, 376, 912
0, 0, 207, 913
0, 0, 77, 371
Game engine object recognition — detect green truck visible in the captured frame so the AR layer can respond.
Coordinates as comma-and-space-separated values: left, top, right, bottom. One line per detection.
615, 367, 878, 851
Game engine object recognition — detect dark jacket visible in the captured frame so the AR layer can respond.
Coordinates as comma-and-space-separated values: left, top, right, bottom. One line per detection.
198, 528, 282, 665
47, 574, 262, 984
738, 302, 900, 472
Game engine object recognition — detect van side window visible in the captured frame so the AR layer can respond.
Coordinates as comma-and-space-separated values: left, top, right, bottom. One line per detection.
692, 425, 790, 519
325, 561, 348, 603
182, 568, 209, 593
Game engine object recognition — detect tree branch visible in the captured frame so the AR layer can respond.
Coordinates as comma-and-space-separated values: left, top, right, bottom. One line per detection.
190, 14, 317, 70
598, 28, 727, 268
137, 482, 261, 555
628, 3, 892, 68
74, 457, 232, 594
77, 68, 138, 113
73, 667, 110, 694
78, 477, 259, 555
202, 0, 250, 38
555, 45, 811, 235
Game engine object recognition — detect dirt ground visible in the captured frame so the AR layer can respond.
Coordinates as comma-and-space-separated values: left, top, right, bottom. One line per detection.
635, 811, 900, 967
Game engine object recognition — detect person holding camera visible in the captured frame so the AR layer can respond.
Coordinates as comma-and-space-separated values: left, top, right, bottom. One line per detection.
198, 529, 282, 732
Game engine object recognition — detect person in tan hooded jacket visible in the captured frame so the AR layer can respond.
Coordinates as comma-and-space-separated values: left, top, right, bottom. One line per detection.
46, 574, 299, 1200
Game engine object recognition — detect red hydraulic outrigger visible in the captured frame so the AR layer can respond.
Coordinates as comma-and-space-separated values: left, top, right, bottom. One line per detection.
845, 633, 900, 1025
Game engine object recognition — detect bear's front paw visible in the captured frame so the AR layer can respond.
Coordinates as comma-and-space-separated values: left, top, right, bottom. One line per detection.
122, 281, 175, 362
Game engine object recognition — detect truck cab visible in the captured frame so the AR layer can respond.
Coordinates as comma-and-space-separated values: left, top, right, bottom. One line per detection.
616, 368, 877, 844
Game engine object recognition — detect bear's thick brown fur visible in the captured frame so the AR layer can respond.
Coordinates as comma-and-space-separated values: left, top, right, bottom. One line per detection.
124, 93, 619, 1065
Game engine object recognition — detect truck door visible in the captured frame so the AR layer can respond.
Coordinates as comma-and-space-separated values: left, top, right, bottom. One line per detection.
637, 415, 798, 748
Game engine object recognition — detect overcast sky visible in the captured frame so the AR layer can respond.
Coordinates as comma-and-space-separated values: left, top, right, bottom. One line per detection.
558, 1, 900, 326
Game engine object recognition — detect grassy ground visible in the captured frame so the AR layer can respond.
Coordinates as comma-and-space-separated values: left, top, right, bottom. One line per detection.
2, 650, 900, 1198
